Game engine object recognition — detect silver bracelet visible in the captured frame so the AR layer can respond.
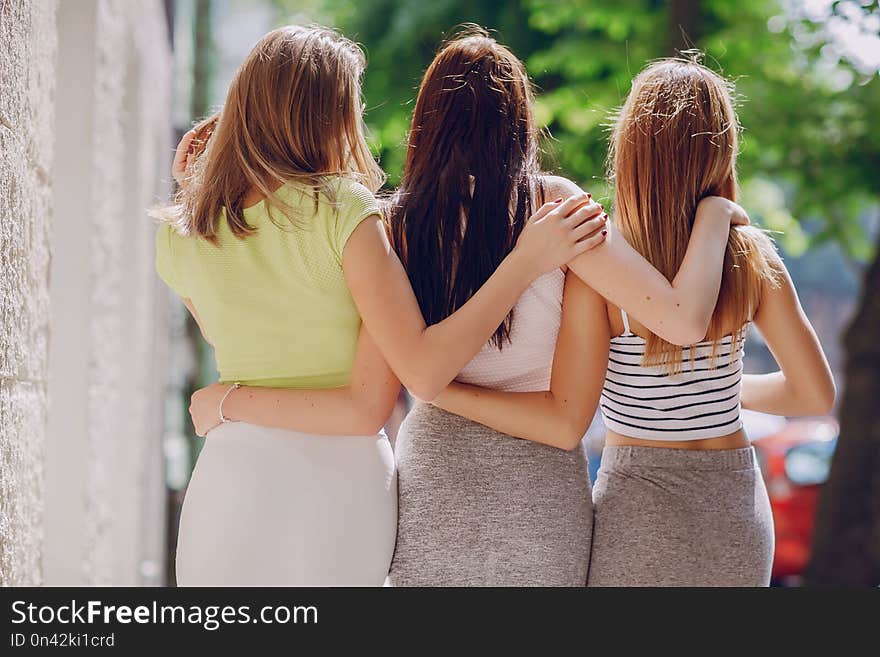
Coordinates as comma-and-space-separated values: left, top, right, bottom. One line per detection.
219, 382, 242, 424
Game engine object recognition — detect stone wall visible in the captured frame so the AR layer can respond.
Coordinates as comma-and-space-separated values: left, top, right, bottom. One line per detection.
0, 0, 171, 586
0, 0, 58, 587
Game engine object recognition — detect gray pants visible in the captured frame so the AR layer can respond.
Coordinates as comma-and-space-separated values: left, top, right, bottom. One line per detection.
587, 445, 774, 587
388, 403, 592, 587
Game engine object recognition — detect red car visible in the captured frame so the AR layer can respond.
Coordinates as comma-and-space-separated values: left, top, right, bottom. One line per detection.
748, 416, 839, 584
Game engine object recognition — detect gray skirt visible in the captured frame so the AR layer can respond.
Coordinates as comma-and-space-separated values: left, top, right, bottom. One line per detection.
388, 402, 592, 587
588, 445, 774, 587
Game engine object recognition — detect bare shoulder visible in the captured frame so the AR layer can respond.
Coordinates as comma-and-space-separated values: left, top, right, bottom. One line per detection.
746, 228, 796, 323
736, 226, 787, 286
738, 225, 780, 255
539, 175, 586, 203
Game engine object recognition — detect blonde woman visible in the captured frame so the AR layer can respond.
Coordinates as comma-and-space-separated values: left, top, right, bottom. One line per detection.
157, 26, 607, 586
184, 32, 749, 586
430, 58, 835, 586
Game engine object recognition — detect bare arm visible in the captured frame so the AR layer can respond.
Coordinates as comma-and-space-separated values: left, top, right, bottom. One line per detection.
188, 326, 400, 436
431, 272, 610, 450
546, 177, 745, 345
180, 296, 400, 436
741, 255, 835, 416
185, 197, 605, 435
343, 197, 606, 401
167, 134, 603, 429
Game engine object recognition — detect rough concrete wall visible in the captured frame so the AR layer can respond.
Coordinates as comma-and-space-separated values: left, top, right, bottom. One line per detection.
118, 0, 173, 586
40, 0, 171, 586
0, 0, 57, 587
1, 0, 170, 586
81, 0, 171, 585
82, 0, 129, 586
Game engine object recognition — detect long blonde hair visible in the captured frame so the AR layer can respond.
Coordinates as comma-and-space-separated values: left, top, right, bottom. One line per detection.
610, 58, 779, 369
163, 25, 385, 241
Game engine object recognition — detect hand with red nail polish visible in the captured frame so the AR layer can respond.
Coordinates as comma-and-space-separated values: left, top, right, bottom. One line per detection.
515, 194, 607, 274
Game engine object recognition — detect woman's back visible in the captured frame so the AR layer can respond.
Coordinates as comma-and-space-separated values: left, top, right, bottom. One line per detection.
456, 268, 563, 392
599, 308, 748, 441
455, 174, 573, 392
156, 177, 379, 388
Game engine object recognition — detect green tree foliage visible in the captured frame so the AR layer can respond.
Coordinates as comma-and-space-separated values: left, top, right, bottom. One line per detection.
302, 0, 555, 185
524, 0, 666, 201
526, 0, 879, 257
705, 0, 879, 259
275, 0, 575, 183
273, 0, 877, 258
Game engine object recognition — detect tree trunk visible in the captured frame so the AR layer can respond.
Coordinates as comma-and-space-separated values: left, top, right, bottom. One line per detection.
668, 0, 701, 55
806, 231, 880, 586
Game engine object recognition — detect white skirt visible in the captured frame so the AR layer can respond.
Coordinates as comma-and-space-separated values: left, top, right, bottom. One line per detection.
175, 422, 397, 586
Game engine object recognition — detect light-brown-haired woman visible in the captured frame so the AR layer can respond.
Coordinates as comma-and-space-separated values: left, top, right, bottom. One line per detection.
431, 58, 835, 586
156, 25, 607, 586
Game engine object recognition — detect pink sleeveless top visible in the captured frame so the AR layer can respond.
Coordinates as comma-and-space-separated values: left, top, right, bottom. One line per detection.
456, 269, 564, 393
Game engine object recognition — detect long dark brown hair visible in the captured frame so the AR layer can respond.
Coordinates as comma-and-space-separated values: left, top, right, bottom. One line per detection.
388, 27, 543, 347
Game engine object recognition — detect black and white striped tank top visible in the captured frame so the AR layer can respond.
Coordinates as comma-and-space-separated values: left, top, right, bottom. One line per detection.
599, 311, 747, 441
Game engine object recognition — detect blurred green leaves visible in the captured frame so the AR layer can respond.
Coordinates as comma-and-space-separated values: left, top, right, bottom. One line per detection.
271, 0, 878, 260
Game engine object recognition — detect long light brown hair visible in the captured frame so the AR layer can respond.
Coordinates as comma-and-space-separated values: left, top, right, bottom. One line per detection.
388, 27, 544, 347
163, 25, 384, 241
610, 58, 779, 369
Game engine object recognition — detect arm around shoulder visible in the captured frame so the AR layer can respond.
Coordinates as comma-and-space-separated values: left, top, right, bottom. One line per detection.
341, 200, 595, 400
189, 326, 400, 436
431, 271, 610, 450
568, 196, 745, 345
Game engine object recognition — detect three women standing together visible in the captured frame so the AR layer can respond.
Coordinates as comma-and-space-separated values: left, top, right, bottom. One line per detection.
156, 25, 834, 587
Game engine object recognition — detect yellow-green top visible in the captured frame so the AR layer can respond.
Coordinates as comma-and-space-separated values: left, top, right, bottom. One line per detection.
155, 177, 381, 388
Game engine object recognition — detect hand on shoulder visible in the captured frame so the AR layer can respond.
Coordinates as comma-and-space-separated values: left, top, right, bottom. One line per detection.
540, 174, 588, 203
